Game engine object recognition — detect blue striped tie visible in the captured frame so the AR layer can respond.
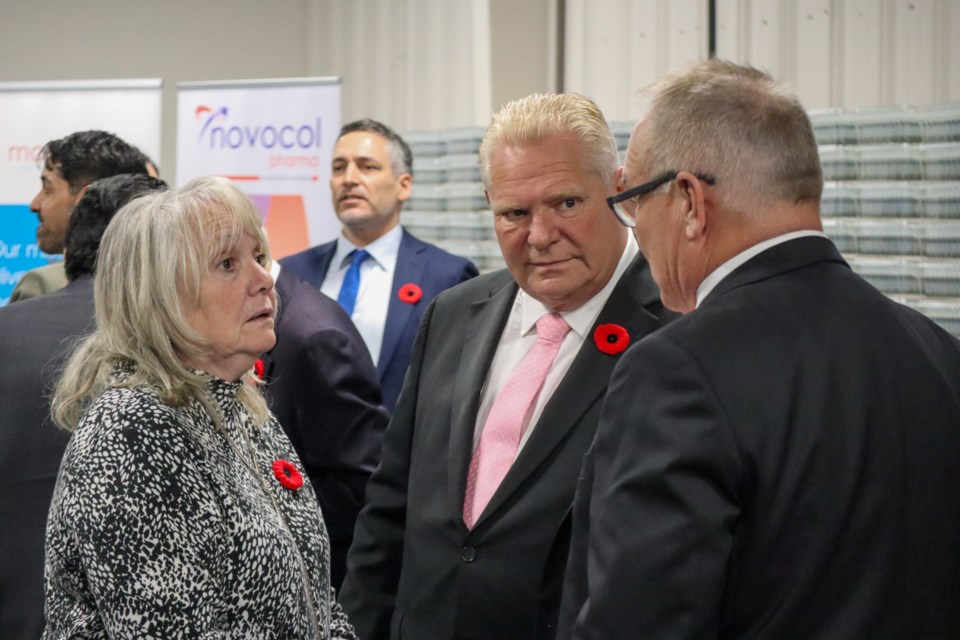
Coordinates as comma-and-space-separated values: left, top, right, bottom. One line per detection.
336, 249, 370, 316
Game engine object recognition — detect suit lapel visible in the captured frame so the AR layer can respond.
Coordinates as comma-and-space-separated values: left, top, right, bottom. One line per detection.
473, 255, 665, 527
299, 241, 336, 290
448, 274, 518, 521
378, 231, 425, 375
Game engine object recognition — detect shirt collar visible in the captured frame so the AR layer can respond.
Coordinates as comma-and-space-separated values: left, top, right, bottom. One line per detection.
696, 229, 829, 307
519, 233, 639, 338
334, 224, 403, 272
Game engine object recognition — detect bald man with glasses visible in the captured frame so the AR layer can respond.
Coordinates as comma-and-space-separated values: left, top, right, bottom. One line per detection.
560, 59, 960, 640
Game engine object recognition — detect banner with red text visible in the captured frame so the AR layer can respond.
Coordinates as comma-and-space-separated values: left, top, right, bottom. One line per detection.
176, 78, 341, 260
0, 79, 162, 305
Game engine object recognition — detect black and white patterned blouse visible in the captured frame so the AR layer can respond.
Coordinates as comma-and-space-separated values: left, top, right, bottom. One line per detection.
43, 372, 357, 639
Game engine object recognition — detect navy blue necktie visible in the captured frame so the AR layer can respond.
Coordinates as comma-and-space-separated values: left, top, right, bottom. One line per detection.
336, 249, 370, 316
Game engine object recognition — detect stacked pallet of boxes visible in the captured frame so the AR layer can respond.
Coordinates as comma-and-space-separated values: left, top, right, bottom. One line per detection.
402, 105, 960, 338
402, 127, 504, 272
813, 104, 960, 338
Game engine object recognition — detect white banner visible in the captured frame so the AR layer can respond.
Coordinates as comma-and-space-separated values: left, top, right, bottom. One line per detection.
0, 79, 162, 305
176, 78, 341, 261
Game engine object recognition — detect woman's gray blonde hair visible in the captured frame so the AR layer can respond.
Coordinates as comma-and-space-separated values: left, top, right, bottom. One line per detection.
52, 175, 273, 431
478, 92, 619, 188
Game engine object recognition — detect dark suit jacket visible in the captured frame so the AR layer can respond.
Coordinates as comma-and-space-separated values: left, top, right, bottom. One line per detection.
560, 237, 960, 640
0, 276, 95, 638
281, 228, 479, 412
339, 255, 678, 640
260, 269, 390, 590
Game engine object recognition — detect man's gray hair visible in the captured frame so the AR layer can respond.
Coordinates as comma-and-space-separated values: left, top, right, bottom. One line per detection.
640, 59, 822, 214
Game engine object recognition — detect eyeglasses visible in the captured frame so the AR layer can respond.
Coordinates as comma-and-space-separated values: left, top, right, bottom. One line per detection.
606, 171, 716, 227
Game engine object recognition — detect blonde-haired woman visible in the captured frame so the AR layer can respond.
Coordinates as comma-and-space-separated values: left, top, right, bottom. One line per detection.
44, 176, 356, 639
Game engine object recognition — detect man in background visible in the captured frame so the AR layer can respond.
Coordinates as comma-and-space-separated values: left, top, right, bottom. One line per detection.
260, 261, 390, 590
0, 174, 167, 638
282, 118, 478, 411
9, 130, 149, 302
340, 93, 676, 640
560, 59, 960, 639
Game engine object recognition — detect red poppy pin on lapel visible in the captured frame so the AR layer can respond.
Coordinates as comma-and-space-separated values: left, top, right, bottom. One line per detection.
253, 358, 265, 380
593, 324, 629, 355
272, 459, 304, 491
398, 283, 423, 304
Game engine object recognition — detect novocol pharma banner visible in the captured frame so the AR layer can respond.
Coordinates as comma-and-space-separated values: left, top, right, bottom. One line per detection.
176, 77, 341, 260
0, 79, 162, 305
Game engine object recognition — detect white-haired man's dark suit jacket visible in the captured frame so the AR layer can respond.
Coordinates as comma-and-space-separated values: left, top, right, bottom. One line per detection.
559, 237, 960, 639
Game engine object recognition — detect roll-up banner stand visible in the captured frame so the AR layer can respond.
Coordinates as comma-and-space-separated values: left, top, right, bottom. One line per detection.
176, 77, 341, 261
0, 79, 162, 305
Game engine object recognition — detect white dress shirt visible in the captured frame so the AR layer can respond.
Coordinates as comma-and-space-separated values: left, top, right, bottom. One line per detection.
695, 230, 829, 308
320, 225, 403, 365
473, 235, 639, 455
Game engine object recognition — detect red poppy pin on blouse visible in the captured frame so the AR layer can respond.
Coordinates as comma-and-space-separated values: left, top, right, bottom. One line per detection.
398, 283, 423, 304
253, 359, 265, 380
593, 324, 629, 355
272, 459, 304, 491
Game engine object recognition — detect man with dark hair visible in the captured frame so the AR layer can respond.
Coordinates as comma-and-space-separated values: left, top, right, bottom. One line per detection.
0, 174, 167, 638
282, 118, 478, 412
9, 130, 149, 302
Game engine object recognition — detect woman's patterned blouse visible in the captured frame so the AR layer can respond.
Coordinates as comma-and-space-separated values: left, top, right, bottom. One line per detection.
43, 373, 357, 639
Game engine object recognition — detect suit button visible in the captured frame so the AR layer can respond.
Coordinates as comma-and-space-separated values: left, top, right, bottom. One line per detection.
460, 546, 477, 563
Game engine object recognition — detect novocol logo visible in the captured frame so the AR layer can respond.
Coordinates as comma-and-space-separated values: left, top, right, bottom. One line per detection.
195, 105, 322, 149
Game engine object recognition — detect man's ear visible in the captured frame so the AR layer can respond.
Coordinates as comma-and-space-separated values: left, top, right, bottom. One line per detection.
396, 172, 413, 202
71, 183, 91, 207
676, 171, 708, 241
614, 166, 625, 193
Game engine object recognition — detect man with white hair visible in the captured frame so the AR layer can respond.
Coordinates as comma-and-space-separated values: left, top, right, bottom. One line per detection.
340, 93, 677, 640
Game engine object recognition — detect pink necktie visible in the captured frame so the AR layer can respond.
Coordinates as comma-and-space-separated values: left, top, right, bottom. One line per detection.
463, 313, 571, 529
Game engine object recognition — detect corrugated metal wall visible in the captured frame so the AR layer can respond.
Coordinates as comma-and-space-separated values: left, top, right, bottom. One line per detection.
308, 0, 959, 129
309, 0, 491, 131
565, 0, 960, 121
564, 0, 708, 121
